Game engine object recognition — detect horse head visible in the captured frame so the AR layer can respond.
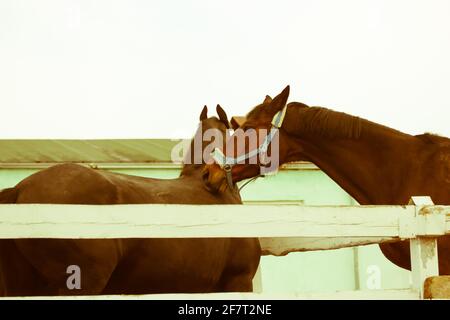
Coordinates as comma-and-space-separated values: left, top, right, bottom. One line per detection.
204, 85, 306, 192
181, 105, 237, 190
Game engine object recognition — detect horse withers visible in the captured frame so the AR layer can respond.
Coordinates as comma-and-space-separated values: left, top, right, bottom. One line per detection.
0, 105, 261, 296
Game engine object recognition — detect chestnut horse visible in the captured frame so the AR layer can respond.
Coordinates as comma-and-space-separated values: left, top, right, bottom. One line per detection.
0, 105, 260, 296
205, 86, 450, 274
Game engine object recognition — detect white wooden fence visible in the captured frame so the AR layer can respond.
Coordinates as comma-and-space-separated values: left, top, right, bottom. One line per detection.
0, 196, 449, 299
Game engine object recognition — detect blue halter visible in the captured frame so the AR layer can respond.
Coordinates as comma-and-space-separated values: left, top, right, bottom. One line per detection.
211, 105, 288, 188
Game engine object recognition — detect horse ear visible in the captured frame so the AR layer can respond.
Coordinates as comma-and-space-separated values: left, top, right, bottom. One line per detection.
263, 95, 272, 104
270, 85, 290, 112
231, 116, 246, 130
199, 105, 208, 121
216, 104, 230, 128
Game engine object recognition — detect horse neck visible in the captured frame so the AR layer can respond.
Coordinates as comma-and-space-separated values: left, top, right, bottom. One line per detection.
282, 108, 423, 205
180, 163, 204, 177
179, 136, 210, 177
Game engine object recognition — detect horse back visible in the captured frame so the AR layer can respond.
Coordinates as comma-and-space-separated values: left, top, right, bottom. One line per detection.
14, 163, 119, 204
0, 188, 18, 203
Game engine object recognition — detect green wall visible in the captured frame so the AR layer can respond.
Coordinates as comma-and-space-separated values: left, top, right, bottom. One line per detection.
236, 168, 411, 293
0, 166, 411, 293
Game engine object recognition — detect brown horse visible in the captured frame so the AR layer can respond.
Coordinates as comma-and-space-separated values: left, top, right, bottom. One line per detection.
205, 86, 450, 274
0, 105, 260, 296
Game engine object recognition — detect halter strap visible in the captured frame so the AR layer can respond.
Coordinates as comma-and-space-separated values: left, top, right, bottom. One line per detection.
211, 128, 278, 166
211, 104, 288, 168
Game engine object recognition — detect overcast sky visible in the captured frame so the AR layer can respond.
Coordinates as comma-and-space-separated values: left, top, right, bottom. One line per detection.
0, 0, 449, 139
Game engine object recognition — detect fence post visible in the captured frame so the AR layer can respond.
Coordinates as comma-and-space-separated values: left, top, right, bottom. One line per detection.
409, 197, 440, 299
252, 265, 263, 293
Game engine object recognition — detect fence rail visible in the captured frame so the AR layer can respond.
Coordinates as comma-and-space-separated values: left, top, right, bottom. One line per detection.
1, 289, 420, 300
0, 203, 448, 239
0, 199, 449, 299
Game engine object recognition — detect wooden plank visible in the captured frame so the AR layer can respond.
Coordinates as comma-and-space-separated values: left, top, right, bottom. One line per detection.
409, 197, 440, 299
0, 289, 419, 300
424, 276, 450, 299
410, 237, 439, 298
252, 266, 263, 293
446, 211, 450, 234
259, 237, 400, 256
0, 204, 417, 239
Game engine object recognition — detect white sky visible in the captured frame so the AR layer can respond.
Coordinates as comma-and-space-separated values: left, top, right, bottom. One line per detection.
0, 0, 449, 139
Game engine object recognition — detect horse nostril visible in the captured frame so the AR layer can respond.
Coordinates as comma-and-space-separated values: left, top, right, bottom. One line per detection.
202, 167, 217, 193
202, 166, 211, 180
202, 170, 209, 183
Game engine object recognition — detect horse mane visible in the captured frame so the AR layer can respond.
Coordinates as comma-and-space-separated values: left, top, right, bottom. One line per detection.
290, 104, 363, 139
415, 133, 450, 145
250, 101, 442, 141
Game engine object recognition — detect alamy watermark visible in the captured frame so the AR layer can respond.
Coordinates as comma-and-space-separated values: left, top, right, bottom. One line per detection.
66, 265, 81, 290
366, 265, 381, 289
170, 127, 280, 174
